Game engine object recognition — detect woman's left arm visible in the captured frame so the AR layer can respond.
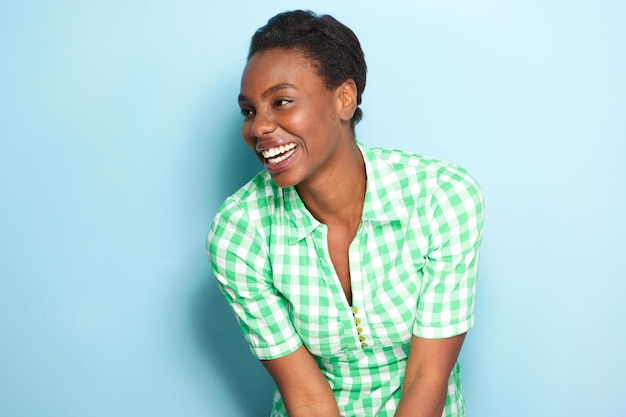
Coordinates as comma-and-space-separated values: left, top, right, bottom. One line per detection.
394, 333, 466, 417
395, 166, 484, 416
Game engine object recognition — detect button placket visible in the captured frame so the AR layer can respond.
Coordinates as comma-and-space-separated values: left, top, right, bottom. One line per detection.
349, 226, 372, 349
351, 306, 371, 348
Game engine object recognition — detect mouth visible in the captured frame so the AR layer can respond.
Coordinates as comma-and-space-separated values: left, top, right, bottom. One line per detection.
260, 143, 297, 165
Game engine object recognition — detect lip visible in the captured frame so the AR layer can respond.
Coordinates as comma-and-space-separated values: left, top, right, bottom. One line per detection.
255, 139, 295, 153
262, 145, 298, 175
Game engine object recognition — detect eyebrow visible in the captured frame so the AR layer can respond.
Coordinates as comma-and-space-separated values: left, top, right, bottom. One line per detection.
238, 83, 297, 103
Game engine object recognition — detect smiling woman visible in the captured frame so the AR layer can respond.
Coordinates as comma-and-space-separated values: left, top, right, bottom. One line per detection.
238, 47, 359, 189
207, 10, 484, 417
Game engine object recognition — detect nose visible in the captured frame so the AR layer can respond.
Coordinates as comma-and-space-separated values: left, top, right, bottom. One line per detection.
248, 111, 277, 138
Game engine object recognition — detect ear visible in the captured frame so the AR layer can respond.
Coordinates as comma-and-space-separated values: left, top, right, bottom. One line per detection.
335, 79, 358, 122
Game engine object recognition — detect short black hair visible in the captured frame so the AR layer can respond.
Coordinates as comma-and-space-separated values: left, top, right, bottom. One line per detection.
248, 10, 367, 132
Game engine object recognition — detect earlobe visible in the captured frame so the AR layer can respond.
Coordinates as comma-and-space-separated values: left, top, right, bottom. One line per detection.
337, 80, 358, 121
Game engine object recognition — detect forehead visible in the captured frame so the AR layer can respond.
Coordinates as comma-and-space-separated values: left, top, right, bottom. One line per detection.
240, 48, 323, 94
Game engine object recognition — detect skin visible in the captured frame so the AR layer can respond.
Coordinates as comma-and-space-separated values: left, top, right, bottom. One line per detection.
238, 47, 466, 417
239, 48, 364, 306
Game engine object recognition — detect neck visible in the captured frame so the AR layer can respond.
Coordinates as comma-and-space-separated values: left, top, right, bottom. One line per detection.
296, 141, 366, 228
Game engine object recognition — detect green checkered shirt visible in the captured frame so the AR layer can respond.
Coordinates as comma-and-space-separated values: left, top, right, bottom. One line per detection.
207, 143, 484, 417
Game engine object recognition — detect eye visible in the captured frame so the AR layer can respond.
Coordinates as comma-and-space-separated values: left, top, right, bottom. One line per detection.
275, 98, 292, 107
240, 108, 255, 119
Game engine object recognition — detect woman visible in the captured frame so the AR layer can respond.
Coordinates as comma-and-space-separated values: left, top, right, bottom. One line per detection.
207, 10, 484, 417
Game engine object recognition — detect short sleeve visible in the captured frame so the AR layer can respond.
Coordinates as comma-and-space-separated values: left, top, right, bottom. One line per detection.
207, 202, 303, 359
413, 167, 485, 339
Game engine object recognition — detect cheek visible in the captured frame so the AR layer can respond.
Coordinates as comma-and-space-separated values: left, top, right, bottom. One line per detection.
281, 110, 315, 134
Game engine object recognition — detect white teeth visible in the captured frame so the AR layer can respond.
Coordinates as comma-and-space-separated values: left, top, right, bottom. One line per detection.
261, 143, 296, 159
267, 148, 296, 164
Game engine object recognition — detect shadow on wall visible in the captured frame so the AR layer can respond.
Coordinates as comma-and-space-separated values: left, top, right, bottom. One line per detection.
192, 277, 274, 416
193, 113, 274, 416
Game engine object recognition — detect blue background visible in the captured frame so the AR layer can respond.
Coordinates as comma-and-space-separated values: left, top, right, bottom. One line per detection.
1, 1, 624, 416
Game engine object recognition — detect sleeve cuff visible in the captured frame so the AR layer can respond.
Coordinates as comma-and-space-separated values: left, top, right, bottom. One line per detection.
413, 317, 474, 339
250, 338, 304, 361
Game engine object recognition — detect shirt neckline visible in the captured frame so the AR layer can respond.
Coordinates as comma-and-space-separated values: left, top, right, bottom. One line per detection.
283, 142, 410, 244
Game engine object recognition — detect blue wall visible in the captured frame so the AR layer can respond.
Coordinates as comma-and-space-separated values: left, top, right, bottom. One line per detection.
1, 1, 624, 416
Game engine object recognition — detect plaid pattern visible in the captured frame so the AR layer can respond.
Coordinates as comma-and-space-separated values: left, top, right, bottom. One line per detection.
207, 143, 484, 417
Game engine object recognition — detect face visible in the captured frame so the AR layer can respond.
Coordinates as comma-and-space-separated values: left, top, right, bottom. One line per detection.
238, 48, 355, 189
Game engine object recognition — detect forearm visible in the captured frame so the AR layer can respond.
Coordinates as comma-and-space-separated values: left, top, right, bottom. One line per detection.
283, 392, 341, 417
262, 345, 340, 417
394, 334, 465, 417
394, 374, 448, 417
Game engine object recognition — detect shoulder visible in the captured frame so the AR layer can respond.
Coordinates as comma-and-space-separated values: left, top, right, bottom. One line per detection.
363, 144, 482, 202
207, 170, 279, 250
217, 170, 279, 220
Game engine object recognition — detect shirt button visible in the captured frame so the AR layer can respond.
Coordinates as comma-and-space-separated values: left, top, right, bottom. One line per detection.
351, 307, 359, 314
359, 335, 366, 342
361, 343, 369, 348
356, 327, 363, 333
354, 317, 361, 325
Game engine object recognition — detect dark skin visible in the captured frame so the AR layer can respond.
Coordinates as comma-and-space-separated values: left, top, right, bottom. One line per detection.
238, 47, 465, 417
239, 47, 364, 305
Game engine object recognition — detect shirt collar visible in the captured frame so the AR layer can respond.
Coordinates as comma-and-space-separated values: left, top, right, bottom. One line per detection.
283, 186, 321, 244
283, 142, 409, 244
358, 142, 410, 223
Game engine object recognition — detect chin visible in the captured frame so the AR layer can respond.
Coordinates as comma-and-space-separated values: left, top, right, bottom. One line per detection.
270, 177, 297, 189
268, 171, 301, 189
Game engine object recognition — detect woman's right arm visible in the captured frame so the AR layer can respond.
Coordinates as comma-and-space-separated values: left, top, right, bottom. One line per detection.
208, 206, 339, 415
262, 345, 340, 417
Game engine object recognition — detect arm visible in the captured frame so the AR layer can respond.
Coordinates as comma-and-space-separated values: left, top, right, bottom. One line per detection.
262, 345, 340, 417
208, 201, 339, 414
394, 334, 466, 417
396, 168, 484, 416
